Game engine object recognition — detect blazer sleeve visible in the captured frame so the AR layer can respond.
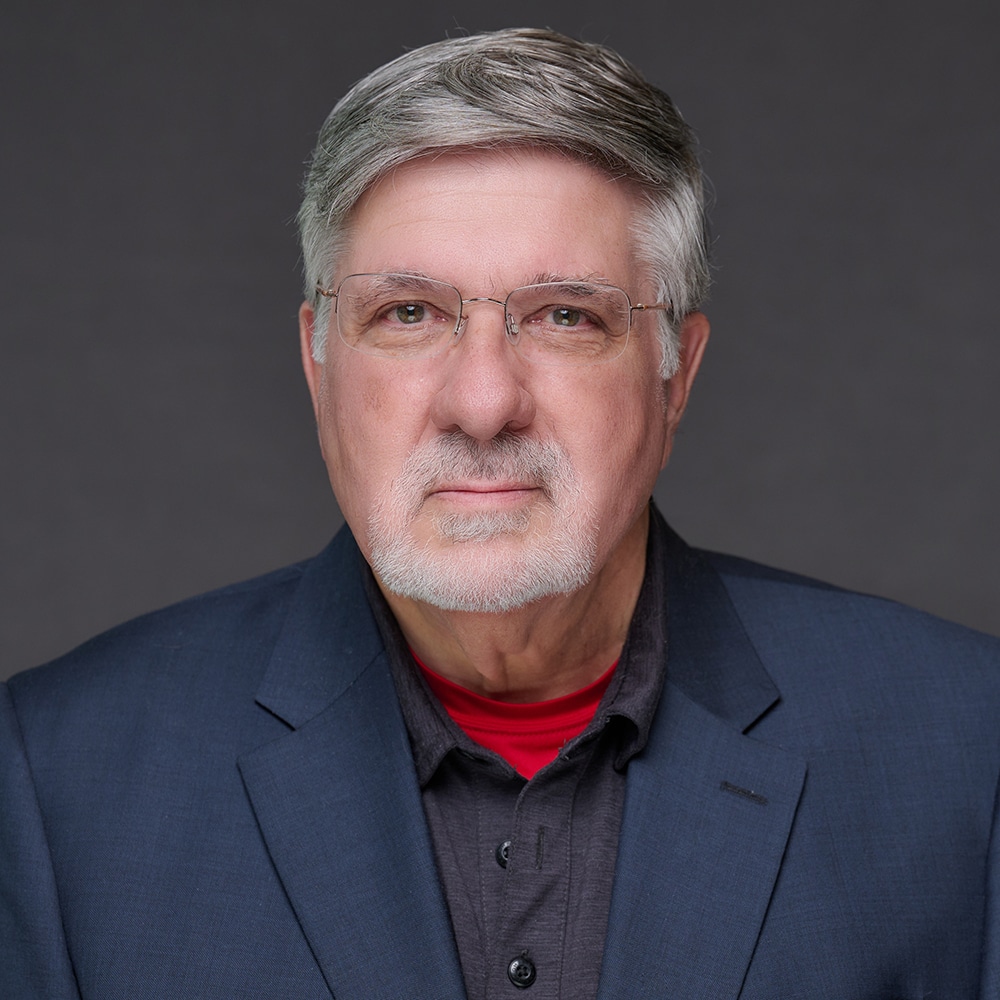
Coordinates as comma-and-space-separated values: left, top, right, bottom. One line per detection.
0, 683, 80, 999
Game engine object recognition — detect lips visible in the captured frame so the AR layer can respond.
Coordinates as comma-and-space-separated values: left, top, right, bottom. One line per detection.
430, 481, 538, 495
428, 483, 540, 506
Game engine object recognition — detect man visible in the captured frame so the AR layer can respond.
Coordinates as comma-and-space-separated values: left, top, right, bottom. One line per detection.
2, 27, 998, 1000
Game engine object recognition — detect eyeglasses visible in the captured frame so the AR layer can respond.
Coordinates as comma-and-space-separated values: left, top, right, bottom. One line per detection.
315, 273, 671, 366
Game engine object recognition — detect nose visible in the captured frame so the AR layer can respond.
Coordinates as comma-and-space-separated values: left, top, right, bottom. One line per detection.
428, 299, 536, 441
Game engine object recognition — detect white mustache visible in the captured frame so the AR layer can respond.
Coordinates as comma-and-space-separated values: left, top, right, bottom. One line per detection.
397, 432, 569, 510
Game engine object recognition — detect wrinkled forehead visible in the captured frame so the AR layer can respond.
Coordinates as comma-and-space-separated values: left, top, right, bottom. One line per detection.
337, 146, 651, 282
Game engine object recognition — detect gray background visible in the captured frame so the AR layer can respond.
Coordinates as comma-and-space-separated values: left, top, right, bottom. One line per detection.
2, 0, 997, 681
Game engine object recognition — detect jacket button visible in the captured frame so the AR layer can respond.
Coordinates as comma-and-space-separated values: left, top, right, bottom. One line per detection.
495, 839, 512, 868
507, 954, 536, 988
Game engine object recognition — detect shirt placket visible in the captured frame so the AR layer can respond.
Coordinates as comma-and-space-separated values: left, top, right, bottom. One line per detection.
483, 755, 583, 1000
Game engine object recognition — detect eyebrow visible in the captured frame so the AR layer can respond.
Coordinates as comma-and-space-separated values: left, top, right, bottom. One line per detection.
360, 271, 440, 290
525, 271, 609, 287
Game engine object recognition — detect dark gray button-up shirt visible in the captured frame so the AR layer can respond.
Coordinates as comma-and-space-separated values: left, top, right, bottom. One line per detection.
365, 512, 669, 1000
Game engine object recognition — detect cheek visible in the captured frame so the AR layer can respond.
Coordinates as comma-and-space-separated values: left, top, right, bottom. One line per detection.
317, 362, 425, 503
567, 374, 668, 498
361, 372, 388, 414
319, 361, 387, 450
314, 367, 381, 496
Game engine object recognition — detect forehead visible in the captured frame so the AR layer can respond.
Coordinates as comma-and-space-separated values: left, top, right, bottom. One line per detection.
340, 148, 645, 291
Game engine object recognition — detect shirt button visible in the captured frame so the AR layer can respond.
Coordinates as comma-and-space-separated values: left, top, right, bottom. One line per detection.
507, 954, 536, 988
495, 839, 512, 868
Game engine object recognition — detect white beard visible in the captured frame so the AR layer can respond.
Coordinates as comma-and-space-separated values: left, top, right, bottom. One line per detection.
367, 432, 597, 613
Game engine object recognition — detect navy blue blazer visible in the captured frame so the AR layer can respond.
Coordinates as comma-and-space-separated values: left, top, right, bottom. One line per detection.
3, 521, 999, 998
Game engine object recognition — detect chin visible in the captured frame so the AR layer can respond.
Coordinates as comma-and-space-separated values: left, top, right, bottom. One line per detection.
369, 518, 598, 614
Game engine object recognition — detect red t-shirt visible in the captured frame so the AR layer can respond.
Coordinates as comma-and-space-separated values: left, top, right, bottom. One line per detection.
416, 655, 617, 779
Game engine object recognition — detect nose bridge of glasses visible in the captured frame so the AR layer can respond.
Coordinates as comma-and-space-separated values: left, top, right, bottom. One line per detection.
458, 295, 518, 339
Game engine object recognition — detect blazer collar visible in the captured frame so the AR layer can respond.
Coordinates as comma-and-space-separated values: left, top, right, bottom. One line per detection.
658, 513, 782, 731
252, 527, 385, 728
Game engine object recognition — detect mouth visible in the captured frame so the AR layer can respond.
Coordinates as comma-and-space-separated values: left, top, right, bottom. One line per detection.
428, 483, 541, 507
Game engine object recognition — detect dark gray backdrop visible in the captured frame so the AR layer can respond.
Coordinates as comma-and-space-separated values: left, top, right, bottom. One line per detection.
2, 0, 997, 681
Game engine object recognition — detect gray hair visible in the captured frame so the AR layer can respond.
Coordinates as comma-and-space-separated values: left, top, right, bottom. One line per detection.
298, 28, 709, 377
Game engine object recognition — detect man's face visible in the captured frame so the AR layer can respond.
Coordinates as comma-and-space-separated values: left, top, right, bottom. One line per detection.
300, 148, 706, 613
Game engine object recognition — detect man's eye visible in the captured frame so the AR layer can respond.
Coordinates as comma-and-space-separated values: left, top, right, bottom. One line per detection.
394, 303, 426, 324
551, 307, 582, 327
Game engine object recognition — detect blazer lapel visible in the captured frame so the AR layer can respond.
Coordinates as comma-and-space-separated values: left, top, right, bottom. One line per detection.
598, 524, 807, 1000
598, 689, 805, 999
238, 530, 466, 1000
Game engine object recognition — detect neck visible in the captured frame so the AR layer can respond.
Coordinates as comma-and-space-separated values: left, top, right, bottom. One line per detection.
377, 506, 649, 702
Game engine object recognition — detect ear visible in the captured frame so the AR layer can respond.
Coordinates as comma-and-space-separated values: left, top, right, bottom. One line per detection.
660, 310, 710, 468
299, 299, 323, 417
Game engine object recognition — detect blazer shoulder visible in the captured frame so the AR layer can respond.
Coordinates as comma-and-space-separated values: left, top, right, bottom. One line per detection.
704, 547, 1000, 648
708, 550, 1000, 632
697, 548, 1000, 727
5, 557, 311, 725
